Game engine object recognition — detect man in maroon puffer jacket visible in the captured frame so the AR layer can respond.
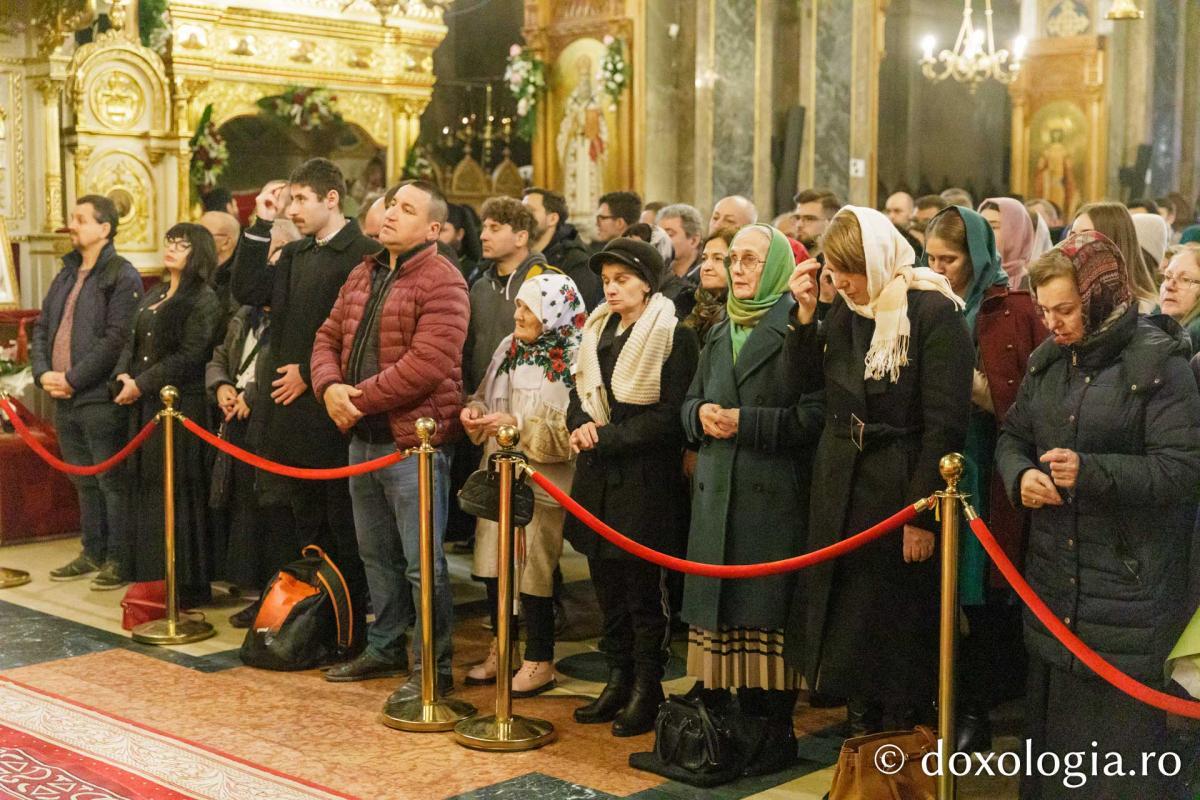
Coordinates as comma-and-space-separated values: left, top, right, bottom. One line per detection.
311, 180, 469, 694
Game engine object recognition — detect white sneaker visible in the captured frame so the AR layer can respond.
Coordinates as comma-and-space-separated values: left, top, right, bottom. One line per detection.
511, 660, 556, 698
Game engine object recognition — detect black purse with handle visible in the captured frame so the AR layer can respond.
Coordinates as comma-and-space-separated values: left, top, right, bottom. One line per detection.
456, 451, 535, 527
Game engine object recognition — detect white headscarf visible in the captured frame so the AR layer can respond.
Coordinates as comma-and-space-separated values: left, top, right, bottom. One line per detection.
838, 206, 964, 383
1030, 213, 1054, 262
1132, 212, 1171, 269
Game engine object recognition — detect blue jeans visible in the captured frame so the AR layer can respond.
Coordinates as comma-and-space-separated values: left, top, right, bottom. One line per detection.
348, 438, 453, 675
54, 399, 127, 567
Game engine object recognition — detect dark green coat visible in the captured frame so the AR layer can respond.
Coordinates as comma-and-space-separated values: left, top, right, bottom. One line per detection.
680, 295, 824, 631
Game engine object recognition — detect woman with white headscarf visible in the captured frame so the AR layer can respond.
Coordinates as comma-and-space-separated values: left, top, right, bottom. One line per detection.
782, 206, 973, 734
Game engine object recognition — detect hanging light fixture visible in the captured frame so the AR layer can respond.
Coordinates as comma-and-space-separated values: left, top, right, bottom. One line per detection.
918, 0, 1026, 93
1105, 0, 1144, 21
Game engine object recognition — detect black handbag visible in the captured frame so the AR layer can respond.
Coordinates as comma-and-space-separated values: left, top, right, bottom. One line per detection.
629, 685, 797, 787
456, 451, 535, 527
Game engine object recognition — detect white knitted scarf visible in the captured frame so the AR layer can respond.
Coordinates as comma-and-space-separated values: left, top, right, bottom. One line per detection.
839, 206, 964, 383
575, 293, 677, 424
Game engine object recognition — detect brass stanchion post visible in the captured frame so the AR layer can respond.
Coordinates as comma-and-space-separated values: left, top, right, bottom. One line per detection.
454, 425, 555, 751
0, 392, 32, 588
382, 418, 476, 731
936, 453, 965, 800
131, 386, 215, 645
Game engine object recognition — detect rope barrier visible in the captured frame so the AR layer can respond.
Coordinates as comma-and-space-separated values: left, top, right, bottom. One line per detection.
179, 416, 411, 479
0, 396, 157, 476
528, 467, 927, 578
969, 515, 1200, 719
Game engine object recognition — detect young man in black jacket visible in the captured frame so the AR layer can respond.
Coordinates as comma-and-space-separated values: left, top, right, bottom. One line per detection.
523, 187, 602, 311
31, 195, 143, 589
232, 159, 379, 642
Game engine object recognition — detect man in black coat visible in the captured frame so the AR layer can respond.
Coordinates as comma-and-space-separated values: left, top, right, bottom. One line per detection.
31, 195, 143, 589
522, 187, 602, 311
232, 159, 380, 623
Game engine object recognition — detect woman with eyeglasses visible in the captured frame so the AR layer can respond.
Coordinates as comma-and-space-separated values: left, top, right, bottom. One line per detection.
1158, 245, 1200, 350
996, 232, 1200, 799
113, 224, 222, 605
681, 227, 734, 345
679, 223, 823, 770
783, 206, 973, 735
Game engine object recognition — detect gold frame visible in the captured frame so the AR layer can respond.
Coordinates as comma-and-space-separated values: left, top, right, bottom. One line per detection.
0, 216, 17, 309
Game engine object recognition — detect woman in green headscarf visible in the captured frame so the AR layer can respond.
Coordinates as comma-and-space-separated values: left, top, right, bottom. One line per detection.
677, 224, 824, 759
922, 205, 1048, 752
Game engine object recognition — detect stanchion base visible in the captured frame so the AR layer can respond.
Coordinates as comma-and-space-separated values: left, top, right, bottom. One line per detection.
380, 695, 477, 732
0, 568, 31, 589
131, 618, 216, 645
453, 714, 555, 751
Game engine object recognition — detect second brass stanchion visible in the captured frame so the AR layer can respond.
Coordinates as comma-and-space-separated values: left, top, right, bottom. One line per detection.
936, 453, 966, 800
131, 386, 215, 645
382, 418, 476, 731
454, 425, 554, 751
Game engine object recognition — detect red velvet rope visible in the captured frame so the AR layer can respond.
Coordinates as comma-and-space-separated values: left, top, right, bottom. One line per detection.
528, 467, 922, 578
0, 396, 158, 476
970, 516, 1200, 719
179, 416, 409, 479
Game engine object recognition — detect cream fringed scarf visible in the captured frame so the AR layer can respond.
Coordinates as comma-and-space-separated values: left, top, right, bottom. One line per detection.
839, 206, 964, 383
574, 293, 677, 424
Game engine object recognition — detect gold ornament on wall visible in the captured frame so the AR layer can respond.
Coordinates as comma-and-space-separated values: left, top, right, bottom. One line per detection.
90, 70, 145, 130
85, 152, 152, 250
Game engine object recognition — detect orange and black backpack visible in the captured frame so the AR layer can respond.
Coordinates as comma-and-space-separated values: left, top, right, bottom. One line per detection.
239, 545, 360, 670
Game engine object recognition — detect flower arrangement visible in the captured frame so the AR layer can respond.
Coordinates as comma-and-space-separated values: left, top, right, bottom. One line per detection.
505, 43, 546, 141
189, 104, 228, 194
256, 86, 344, 132
597, 35, 628, 109
0, 339, 25, 378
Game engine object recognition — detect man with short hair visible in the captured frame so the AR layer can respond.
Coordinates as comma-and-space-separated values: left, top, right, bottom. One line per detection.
465, 196, 562, 392
32, 195, 142, 588
640, 201, 666, 226
200, 210, 241, 324
202, 187, 239, 217
914, 194, 950, 223
358, 194, 387, 239
708, 195, 758, 234
884, 191, 915, 229
1127, 198, 1159, 216
594, 191, 641, 246
940, 187, 974, 209
523, 186, 602, 310
772, 211, 799, 239
312, 180, 469, 692
232, 159, 380, 619
793, 188, 841, 252
658, 203, 704, 285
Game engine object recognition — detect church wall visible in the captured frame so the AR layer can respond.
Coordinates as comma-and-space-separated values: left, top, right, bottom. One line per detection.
812, 0, 852, 201
710, 0, 757, 202
641, 0, 694, 206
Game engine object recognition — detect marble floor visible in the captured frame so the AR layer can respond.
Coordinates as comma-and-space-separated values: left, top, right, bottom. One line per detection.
0, 536, 1019, 799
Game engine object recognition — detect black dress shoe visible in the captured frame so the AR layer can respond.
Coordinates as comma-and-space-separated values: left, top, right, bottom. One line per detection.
846, 698, 884, 738
324, 652, 408, 683
956, 709, 993, 752
574, 668, 633, 724
228, 602, 259, 629
612, 677, 664, 737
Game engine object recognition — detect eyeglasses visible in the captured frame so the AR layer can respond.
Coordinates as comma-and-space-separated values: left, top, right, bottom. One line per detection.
595, 214, 617, 223
164, 238, 193, 253
1161, 270, 1200, 289
728, 253, 764, 272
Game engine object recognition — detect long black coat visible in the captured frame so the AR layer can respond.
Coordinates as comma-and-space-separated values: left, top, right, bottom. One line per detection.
782, 291, 973, 705
564, 317, 699, 560
680, 295, 823, 631
995, 309, 1200, 682
231, 219, 379, 467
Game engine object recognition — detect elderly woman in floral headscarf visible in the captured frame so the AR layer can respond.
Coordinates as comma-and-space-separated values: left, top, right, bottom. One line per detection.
996, 231, 1200, 800
460, 273, 586, 697
783, 206, 973, 734
677, 223, 824, 769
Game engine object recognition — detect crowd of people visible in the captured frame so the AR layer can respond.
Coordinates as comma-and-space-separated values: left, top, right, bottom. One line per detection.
27, 159, 1200, 797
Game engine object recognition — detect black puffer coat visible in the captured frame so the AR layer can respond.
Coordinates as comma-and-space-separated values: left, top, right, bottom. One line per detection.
995, 309, 1200, 682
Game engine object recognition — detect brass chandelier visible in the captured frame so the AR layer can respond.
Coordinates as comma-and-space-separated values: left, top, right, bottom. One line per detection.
918, 0, 1025, 93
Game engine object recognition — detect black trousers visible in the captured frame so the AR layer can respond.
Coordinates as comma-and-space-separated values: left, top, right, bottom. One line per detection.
959, 594, 1027, 710
480, 577, 555, 662
588, 557, 671, 681
287, 476, 367, 610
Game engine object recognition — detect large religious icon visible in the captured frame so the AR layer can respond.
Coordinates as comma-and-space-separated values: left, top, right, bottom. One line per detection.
550, 37, 619, 224
1028, 101, 1087, 219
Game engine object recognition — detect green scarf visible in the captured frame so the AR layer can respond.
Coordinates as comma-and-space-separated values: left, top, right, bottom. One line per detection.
726, 224, 793, 361
922, 206, 1008, 333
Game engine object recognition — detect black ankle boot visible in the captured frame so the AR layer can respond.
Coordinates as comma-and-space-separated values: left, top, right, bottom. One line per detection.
574, 667, 633, 724
612, 675, 664, 737
956, 707, 993, 752
846, 697, 883, 737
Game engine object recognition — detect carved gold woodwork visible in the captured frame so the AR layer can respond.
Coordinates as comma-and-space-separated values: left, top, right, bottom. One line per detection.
1, 70, 27, 222
84, 150, 153, 249
89, 69, 145, 130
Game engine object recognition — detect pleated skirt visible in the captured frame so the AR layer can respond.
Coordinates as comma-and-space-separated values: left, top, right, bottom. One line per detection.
687, 626, 803, 690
